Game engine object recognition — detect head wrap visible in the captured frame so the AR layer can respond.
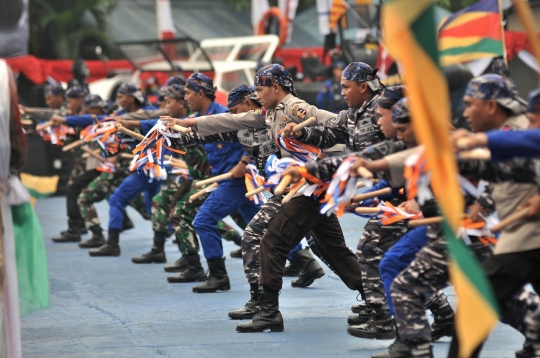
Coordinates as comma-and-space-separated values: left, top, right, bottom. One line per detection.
117, 82, 146, 105
157, 85, 168, 102
527, 88, 540, 114
333, 61, 346, 70
44, 83, 65, 97
83, 94, 107, 108
378, 85, 405, 110
391, 97, 411, 124
186, 73, 216, 97
166, 75, 186, 86
465, 74, 527, 114
227, 85, 260, 108
65, 86, 86, 99
254, 64, 297, 97
165, 84, 186, 101
341, 62, 382, 92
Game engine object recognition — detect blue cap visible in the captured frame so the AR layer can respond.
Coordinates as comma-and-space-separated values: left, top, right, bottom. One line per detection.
44, 83, 64, 97
378, 85, 405, 110
186, 73, 216, 97
83, 94, 106, 108
65, 86, 86, 99
166, 75, 186, 86
117, 82, 146, 105
254, 64, 297, 97
391, 97, 410, 124
465, 74, 526, 114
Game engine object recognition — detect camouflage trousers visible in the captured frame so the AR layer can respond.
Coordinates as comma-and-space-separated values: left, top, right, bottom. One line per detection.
153, 180, 245, 256
391, 228, 494, 349
242, 195, 336, 284
356, 220, 408, 309
67, 160, 86, 187
78, 170, 150, 229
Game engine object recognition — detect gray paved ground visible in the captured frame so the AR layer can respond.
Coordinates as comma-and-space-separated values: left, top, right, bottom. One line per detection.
22, 197, 524, 357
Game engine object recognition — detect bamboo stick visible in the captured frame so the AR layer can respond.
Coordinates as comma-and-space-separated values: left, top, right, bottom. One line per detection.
189, 183, 219, 203
245, 187, 267, 198
274, 175, 292, 195
62, 139, 84, 152
355, 207, 381, 214
292, 117, 316, 131
194, 173, 232, 188
282, 179, 306, 204
491, 208, 531, 232
352, 187, 392, 202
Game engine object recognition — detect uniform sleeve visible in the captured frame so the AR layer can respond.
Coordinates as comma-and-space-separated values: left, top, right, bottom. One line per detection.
487, 129, 540, 162
196, 111, 266, 136
139, 119, 159, 135
120, 108, 168, 121
65, 114, 96, 128
384, 148, 418, 188
297, 109, 349, 149
169, 128, 239, 148
304, 154, 348, 183
30, 108, 59, 122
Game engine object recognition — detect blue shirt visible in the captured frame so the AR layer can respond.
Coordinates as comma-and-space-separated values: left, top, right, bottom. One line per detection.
487, 129, 540, 162
315, 79, 347, 114
196, 102, 247, 180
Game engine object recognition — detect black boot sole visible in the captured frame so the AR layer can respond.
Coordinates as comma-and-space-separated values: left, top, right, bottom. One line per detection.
167, 275, 206, 283
131, 258, 167, 264
236, 324, 284, 332
348, 315, 371, 325
431, 324, 454, 341
163, 266, 187, 273
192, 284, 231, 293
78, 242, 105, 249
52, 238, 81, 243
291, 268, 325, 288
89, 250, 120, 257
228, 311, 259, 320
347, 326, 396, 340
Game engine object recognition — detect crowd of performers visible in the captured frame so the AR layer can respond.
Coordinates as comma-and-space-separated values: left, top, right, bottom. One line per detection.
21, 61, 540, 358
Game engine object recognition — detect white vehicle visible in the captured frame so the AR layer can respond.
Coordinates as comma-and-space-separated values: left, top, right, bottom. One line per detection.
89, 34, 279, 101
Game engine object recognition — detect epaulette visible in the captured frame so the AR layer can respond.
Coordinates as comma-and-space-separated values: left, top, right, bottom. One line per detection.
276, 102, 285, 110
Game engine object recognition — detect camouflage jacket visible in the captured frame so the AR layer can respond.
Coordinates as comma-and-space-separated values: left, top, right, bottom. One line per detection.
170, 127, 278, 173
297, 91, 384, 152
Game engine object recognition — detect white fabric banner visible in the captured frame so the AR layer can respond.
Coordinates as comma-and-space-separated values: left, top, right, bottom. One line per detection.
156, 0, 176, 39
278, 0, 299, 44
251, 0, 270, 35
316, 0, 332, 35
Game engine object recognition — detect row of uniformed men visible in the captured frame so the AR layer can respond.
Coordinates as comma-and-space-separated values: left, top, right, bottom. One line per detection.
163, 63, 540, 358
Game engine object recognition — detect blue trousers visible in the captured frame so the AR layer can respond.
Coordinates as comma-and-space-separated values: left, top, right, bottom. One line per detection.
379, 226, 428, 315
194, 180, 261, 260
109, 173, 161, 231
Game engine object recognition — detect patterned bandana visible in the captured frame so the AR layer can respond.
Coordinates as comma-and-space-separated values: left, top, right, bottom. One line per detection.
254, 64, 297, 97
465, 74, 526, 114
527, 88, 540, 114
65, 86, 86, 99
166, 75, 186, 86
392, 97, 410, 124
341, 62, 382, 91
117, 82, 146, 105
165, 84, 186, 101
44, 83, 64, 97
186, 73, 216, 97
378, 85, 405, 110
227, 85, 260, 108
83, 94, 107, 108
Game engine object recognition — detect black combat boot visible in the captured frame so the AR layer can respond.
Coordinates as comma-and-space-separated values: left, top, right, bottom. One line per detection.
192, 257, 230, 292
61, 218, 87, 235
89, 229, 120, 257
290, 248, 325, 287
348, 302, 373, 325
428, 300, 455, 341
372, 321, 410, 358
132, 234, 167, 264
347, 308, 396, 340
229, 284, 261, 320
167, 254, 206, 283
79, 225, 106, 248
163, 256, 188, 272
236, 291, 284, 332
409, 342, 434, 358
52, 219, 82, 243
515, 339, 537, 358
122, 213, 134, 231
283, 257, 303, 276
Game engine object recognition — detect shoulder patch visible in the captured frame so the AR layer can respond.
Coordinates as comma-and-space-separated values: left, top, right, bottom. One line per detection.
295, 107, 307, 119
253, 108, 265, 118
276, 102, 285, 110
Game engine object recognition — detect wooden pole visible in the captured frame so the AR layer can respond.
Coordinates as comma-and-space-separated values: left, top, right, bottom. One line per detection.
82, 148, 101, 158
188, 183, 219, 203
355, 207, 380, 214
172, 124, 191, 133
274, 175, 292, 195
357, 167, 374, 179
81, 146, 105, 162
292, 117, 317, 131
245, 187, 267, 198
458, 149, 491, 160
282, 179, 306, 204
62, 139, 84, 152
491, 208, 531, 232
36, 121, 53, 131
117, 125, 144, 141
194, 173, 232, 188
352, 187, 392, 202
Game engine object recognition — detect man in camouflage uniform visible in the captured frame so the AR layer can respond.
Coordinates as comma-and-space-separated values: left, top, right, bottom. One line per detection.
168, 64, 365, 331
